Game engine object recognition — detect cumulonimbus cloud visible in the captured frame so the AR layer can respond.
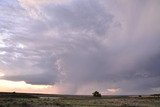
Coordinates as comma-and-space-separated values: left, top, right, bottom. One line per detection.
0, 0, 160, 95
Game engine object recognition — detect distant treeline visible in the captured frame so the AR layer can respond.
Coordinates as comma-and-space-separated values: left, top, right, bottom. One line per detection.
150, 94, 160, 97
0, 92, 38, 98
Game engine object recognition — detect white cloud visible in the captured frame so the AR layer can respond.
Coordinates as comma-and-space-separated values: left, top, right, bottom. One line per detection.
107, 88, 119, 93
18, 0, 72, 20
0, 72, 5, 77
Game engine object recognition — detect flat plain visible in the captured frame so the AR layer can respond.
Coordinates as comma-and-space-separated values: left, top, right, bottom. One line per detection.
0, 92, 159, 107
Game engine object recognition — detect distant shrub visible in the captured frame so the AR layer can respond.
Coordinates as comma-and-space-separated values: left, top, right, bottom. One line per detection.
150, 94, 160, 97
138, 95, 142, 97
92, 91, 101, 97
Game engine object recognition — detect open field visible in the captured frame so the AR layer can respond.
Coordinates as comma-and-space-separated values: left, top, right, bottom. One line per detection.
0, 92, 159, 107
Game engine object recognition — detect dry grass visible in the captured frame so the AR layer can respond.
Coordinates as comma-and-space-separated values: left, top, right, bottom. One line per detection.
0, 96, 159, 107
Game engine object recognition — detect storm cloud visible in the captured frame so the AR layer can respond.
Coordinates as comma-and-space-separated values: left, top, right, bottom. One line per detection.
0, 0, 160, 95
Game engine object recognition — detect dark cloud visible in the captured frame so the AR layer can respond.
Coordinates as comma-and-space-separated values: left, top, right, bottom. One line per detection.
44, 0, 112, 36
0, 0, 160, 94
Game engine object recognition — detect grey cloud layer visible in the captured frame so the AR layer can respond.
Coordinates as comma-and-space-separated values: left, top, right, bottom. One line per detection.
0, 0, 160, 94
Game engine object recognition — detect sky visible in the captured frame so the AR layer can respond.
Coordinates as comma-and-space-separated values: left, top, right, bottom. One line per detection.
0, 0, 160, 95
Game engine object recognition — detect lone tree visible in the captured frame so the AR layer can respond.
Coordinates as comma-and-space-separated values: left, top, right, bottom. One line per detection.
92, 91, 101, 97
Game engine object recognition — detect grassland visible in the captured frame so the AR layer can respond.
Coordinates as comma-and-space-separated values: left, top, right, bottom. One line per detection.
0, 92, 159, 107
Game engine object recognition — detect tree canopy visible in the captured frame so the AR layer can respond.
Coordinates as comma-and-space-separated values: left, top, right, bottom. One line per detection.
92, 91, 101, 97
